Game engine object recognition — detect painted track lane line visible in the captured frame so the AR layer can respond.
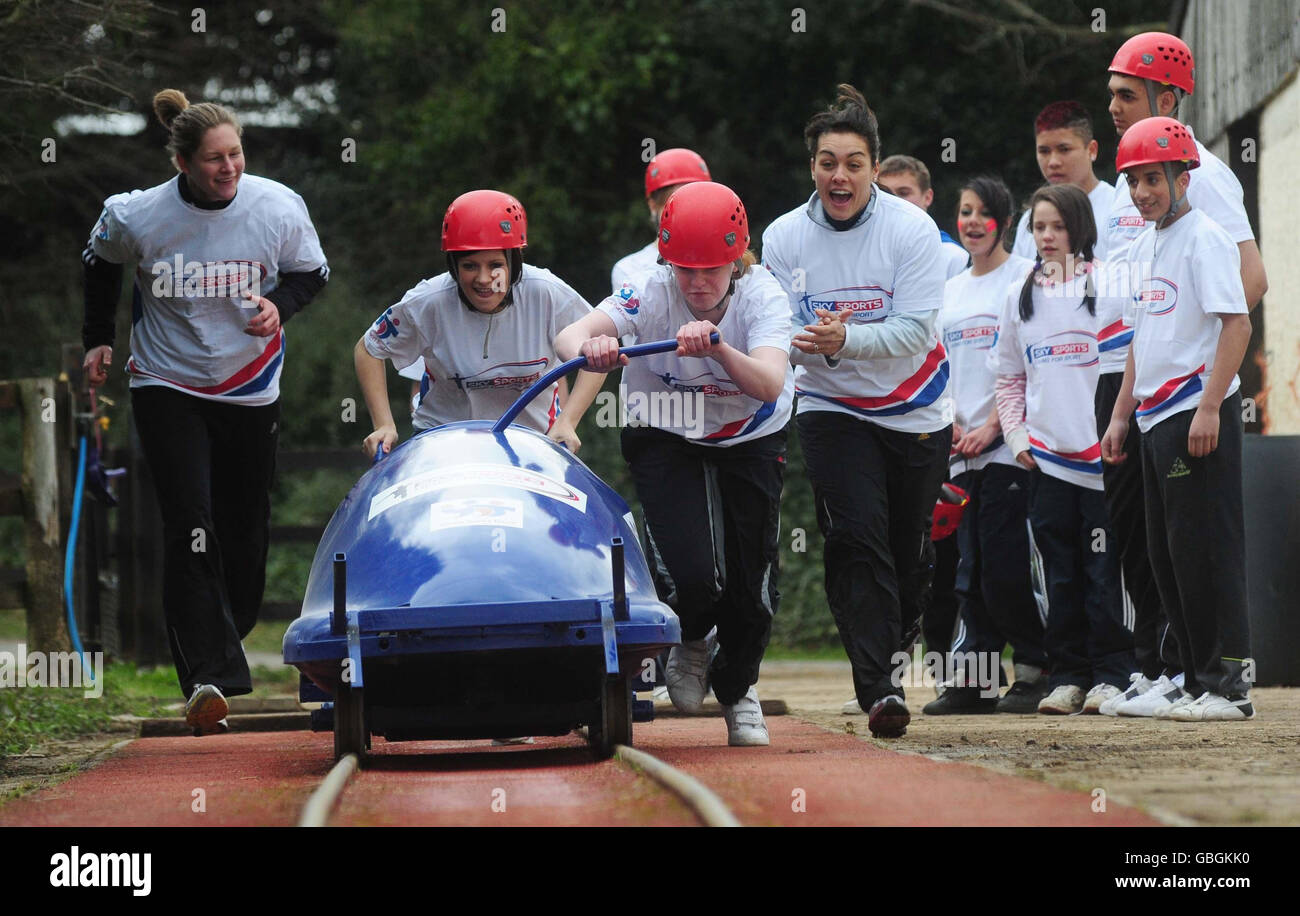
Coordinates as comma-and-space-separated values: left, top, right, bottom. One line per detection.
614, 743, 741, 827
299, 753, 359, 827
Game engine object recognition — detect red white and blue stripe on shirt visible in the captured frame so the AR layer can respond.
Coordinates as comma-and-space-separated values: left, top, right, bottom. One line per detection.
1097, 319, 1133, 355
126, 331, 284, 397
1028, 435, 1103, 476
1137, 365, 1205, 422
796, 340, 949, 418
702, 399, 779, 442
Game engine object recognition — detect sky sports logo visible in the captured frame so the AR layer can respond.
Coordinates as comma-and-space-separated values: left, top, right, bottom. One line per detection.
149, 255, 266, 301
1028, 340, 1095, 366
943, 324, 996, 349
805, 297, 884, 314
49, 847, 151, 896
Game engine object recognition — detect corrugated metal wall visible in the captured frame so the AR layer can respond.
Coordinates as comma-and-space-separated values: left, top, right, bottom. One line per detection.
1179, 0, 1300, 143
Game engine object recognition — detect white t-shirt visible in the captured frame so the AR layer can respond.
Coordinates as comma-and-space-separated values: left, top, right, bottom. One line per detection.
939, 234, 970, 279
1012, 179, 1115, 263
941, 254, 1033, 474
611, 240, 661, 295
993, 273, 1104, 490
363, 265, 591, 433
762, 190, 950, 434
1100, 134, 1253, 374
1129, 209, 1247, 434
88, 173, 328, 406
596, 264, 794, 445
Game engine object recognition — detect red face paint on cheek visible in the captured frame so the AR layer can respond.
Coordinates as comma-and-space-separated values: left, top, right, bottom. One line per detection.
984, 219, 998, 234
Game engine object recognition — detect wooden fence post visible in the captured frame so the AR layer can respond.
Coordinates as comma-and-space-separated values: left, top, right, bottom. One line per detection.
18, 377, 71, 653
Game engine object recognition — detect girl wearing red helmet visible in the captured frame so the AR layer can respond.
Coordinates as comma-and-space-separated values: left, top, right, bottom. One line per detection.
355, 190, 603, 458
1101, 118, 1254, 721
610, 147, 712, 294
556, 181, 793, 747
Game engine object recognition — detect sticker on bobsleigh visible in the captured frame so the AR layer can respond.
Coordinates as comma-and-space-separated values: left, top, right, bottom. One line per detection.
430, 496, 524, 530
369, 463, 589, 520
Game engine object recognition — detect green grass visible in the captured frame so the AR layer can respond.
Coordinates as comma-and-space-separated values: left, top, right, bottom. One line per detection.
0, 659, 297, 757
244, 619, 290, 655
0, 608, 23, 641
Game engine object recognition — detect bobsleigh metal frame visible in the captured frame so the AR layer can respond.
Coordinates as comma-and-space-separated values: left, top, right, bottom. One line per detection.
284, 338, 698, 762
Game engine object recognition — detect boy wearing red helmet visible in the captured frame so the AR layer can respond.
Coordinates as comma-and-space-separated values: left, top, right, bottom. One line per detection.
355, 190, 603, 458
1096, 31, 1266, 717
557, 181, 793, 747
1102, 118, 1254, 721
610, 148, 712, 294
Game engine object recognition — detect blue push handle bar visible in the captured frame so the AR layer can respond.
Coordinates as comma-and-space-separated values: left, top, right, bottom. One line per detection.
491, 333, 719, 433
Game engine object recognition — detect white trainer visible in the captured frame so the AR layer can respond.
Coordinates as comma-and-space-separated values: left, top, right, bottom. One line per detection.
1038, 684, 1085, 715
840, 697, 864, 715
1099, 673, 1152, 716
1082, 683, 1123, 714
723, 686, 769, 747
1153, 691, 1197, 719
665, 630, 716, 714
1117, 675, 1181, 717
1169, 692, 1256, 721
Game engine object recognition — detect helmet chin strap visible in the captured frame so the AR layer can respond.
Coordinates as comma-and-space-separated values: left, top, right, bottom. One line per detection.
1143, 80, 1188, 229
1157, 161, 1189, 229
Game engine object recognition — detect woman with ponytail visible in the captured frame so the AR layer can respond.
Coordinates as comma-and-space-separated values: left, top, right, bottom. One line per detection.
991, 184, 1135, 715
81, 89, 329, 734
761, 85, 952, 738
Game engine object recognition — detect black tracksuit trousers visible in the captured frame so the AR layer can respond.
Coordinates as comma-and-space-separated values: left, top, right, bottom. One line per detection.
950, 464, 1047, 679
132, 386, 278, 699
621, 424, 785, 706
1095, 371, 1180, 678
1140, 393, 1252, 698
1027, 470, 1135, 691
798, 411, 951, 709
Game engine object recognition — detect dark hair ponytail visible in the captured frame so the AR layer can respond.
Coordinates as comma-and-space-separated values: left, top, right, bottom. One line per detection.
958, 175, 1015, 252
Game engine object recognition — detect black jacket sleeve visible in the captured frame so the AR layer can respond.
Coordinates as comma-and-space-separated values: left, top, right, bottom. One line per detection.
266, 266, 328, 324
82, 245, 123, 350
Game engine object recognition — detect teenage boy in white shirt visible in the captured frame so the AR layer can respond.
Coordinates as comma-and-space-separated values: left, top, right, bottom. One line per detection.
877, 155, 970, 280
1097, 31, 1267, 716
1102, 118, 1254, 721
1011, 101, 1114, 262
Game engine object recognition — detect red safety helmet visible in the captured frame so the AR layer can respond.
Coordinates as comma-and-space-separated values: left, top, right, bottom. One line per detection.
1115, 117, 1200, 173
441, 190, 528, 251
657, 181, 749, 269
645, 148, 712, 199
931, 482, 970, 542
1109, 32, 1195, 94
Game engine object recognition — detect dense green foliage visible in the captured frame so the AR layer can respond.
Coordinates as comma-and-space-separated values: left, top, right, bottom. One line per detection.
2, 0, 1170, 653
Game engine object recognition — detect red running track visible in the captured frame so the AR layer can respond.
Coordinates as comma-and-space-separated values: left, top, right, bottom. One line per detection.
0, 716, 1159, 827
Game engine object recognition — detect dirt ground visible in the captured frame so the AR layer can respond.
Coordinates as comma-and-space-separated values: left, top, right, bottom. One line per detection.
3, 659, 1296, 826
0, 731, 134, 802
758, 660, 1300, 826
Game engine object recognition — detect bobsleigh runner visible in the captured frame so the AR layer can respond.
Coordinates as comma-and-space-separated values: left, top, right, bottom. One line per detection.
283, 339, 694, 762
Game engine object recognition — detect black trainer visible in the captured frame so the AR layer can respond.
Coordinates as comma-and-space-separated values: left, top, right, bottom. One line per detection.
996, 680, 1048, 714
923, 686, 998, 715
868, 695, 910, 738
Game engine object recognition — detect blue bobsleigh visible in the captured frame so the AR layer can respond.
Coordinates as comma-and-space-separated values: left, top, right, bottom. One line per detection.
283, 340, 690, 761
